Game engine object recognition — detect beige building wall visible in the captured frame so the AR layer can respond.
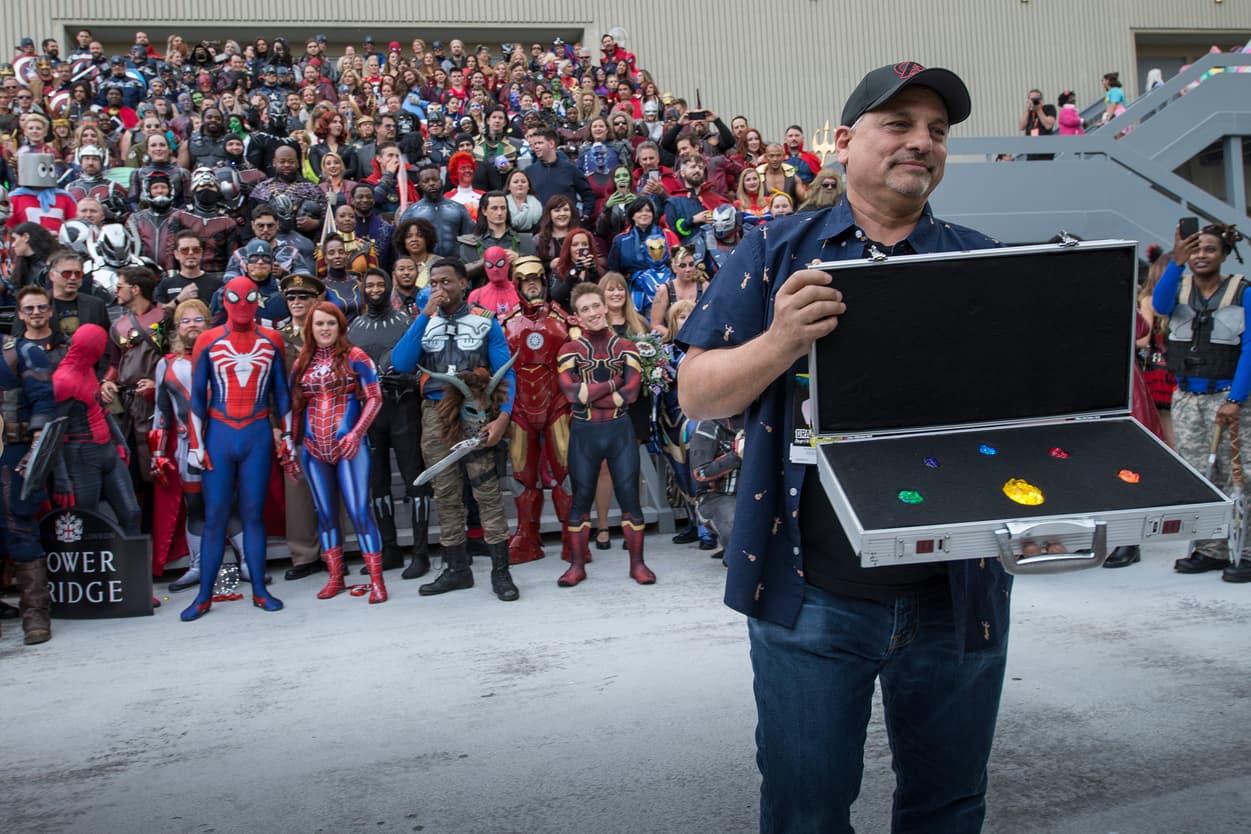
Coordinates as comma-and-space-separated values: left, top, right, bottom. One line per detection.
5, 1, 1250, 141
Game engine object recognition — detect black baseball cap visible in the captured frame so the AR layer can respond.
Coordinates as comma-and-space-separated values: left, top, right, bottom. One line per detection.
840, 62, 971, 127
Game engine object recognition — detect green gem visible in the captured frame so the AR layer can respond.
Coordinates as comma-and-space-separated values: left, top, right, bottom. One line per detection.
898, 490, 924, 505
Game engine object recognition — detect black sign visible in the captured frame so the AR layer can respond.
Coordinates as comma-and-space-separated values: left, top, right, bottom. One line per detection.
40, 508, 153, 619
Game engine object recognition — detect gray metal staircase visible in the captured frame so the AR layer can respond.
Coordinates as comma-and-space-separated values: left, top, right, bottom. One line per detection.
935, 52, 1251, 253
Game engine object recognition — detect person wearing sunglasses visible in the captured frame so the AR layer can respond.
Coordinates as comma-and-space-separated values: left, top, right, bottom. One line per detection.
45, 248, 111, 341
156, 229, 223, 311
0, 283, 59, 645
649, 244, 705, 340
796, 167, 844, 214
223, 206, 302, 281
211, 238, 290, 328
14, 286, 66, 367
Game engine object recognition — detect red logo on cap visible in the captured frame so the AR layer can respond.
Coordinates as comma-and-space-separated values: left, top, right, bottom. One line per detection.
893, 62, 926, 80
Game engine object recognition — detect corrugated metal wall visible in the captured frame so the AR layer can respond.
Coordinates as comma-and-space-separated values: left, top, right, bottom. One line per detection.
6, 1, 1250, 141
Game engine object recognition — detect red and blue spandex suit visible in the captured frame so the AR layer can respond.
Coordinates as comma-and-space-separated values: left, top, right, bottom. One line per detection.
182, 276, 296, 621
298, 345, 383, 556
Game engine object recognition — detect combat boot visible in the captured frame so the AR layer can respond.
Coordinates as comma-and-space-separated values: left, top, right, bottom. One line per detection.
419, 543, 474, 596
488, 541, 519, 601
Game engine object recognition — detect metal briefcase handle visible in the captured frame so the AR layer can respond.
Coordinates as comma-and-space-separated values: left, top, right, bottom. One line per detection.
993, 519, 1109, 575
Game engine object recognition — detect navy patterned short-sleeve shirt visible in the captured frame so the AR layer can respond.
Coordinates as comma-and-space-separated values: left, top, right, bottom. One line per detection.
678, 199, 1013, 652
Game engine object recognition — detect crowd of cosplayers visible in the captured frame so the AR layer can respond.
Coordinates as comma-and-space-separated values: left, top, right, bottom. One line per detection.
0, 27, 804, 644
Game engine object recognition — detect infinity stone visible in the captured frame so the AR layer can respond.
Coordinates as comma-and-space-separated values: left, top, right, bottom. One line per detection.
897, 490, 924, 505
1049, 447, 1070, 459
979, 444, 998, 456
923, 457, 940, 469
1003, 478, 1045, 506
1118, 469, 1141, 484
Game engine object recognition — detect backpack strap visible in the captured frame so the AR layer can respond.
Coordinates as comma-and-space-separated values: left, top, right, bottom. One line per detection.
1221, 274, 1248, 308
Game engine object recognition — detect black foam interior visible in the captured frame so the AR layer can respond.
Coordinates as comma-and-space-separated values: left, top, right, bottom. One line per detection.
821, 419, 1222, 530
812, 244, 1137, 434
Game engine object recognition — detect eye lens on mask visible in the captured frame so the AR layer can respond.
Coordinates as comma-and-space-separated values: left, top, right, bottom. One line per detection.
226, 290, 240, 302
489, 257, 508, 268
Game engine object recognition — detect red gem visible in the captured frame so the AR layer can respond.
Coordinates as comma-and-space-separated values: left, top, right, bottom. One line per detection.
1049, 447, 1069, 459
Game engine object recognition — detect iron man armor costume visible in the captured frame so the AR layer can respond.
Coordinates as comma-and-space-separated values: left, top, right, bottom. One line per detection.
500, 255, 578, 564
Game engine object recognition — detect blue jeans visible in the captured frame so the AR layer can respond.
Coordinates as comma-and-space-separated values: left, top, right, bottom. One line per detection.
748, 584, 1008, 834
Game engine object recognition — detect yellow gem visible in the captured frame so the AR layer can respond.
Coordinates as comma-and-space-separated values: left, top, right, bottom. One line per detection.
1003, 478, 1045, 506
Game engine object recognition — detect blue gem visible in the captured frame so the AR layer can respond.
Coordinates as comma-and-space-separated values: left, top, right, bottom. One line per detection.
979, 444, 997, 456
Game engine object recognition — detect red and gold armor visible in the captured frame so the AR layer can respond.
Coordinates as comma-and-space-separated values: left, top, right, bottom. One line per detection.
500, 255, 579, 564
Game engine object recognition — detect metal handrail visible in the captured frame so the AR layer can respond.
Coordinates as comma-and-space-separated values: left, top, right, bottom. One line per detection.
945, 52, 1251, 235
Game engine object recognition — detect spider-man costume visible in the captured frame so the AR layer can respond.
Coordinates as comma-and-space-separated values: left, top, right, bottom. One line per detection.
296, 342, 386, 603
181, 277, 297, 621
468, 246, 522, 319
501, 257, 577, 564
556, 326, 656, 587
53, 324, 141, 536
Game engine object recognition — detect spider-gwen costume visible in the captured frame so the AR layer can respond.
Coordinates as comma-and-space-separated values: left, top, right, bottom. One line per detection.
556, 325, 656, 587
294, 316, 387, 604
181, 276, 297, 621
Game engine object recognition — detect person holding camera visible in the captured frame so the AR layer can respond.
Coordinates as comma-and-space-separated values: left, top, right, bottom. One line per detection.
1019, 88, 1057, 136
550, 227, 602, 311
1018, 88, 1057, 160
1152, 221, 1251, 583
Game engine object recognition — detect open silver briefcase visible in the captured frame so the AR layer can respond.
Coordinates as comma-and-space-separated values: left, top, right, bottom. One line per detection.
805, 239, 1232, 575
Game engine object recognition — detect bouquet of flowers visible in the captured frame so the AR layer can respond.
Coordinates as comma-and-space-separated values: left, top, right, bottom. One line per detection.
633, 331, 676, 398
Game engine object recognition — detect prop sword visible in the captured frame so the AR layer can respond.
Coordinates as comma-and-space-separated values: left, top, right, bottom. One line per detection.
412, 432, 487, 488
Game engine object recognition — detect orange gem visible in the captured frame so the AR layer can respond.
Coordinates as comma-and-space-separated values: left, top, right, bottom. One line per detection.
1117, 469, 1141, 484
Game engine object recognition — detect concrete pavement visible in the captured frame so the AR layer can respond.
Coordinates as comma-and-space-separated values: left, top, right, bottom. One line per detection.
1, 537, 1248, 833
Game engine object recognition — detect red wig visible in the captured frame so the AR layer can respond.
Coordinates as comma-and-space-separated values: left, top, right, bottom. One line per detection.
289, 301, 355, 440
554, 227, 595, 278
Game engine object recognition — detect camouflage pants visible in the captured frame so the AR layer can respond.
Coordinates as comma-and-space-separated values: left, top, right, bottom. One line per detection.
420, 401, 510, 547
1173, 390, 1251, 559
